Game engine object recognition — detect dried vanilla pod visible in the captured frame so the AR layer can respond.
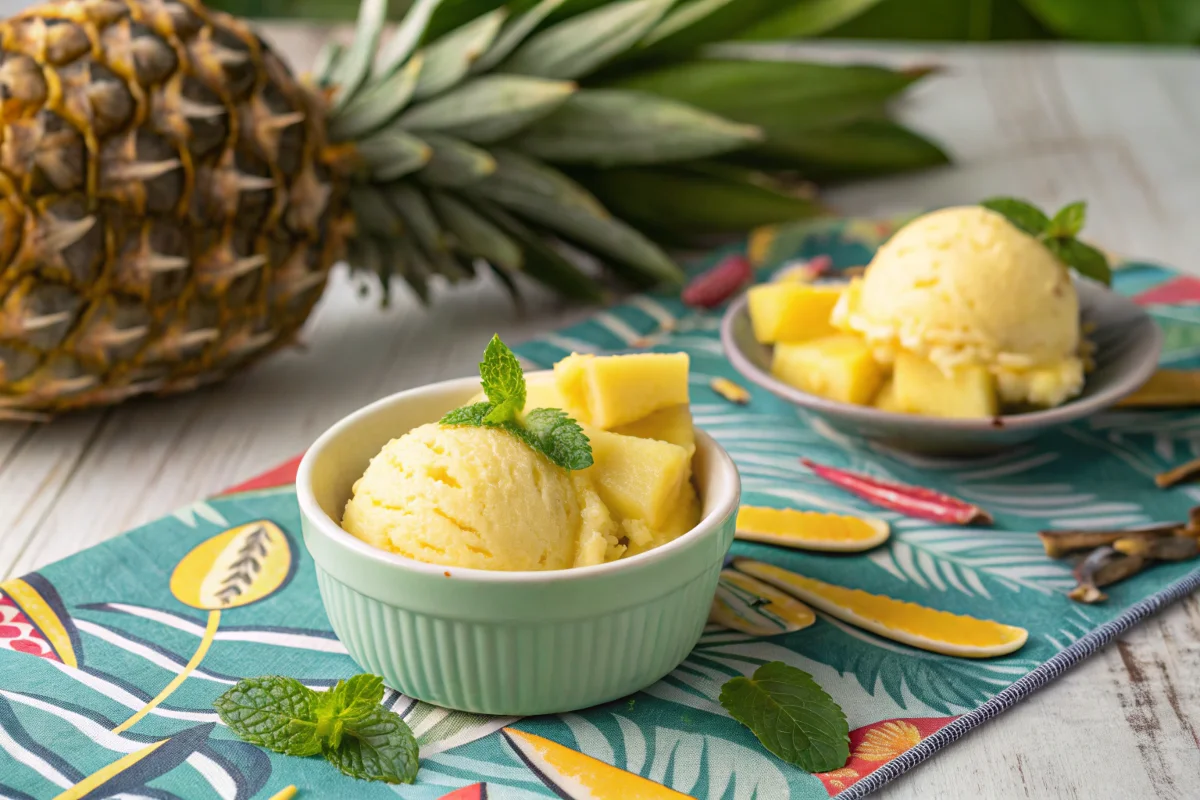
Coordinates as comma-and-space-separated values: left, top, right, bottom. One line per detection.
1037, 523, 1181, 559
1069, 546, 1149, 604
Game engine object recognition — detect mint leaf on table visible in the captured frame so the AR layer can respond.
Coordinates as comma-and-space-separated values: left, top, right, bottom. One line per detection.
439, 335, 593, 471
1047, 200, 1086, 238
324, 705, 420, 784
521, 408, 594, 471
479, 334, 526, 424
980, 197, 1050, 236
214, 676, 324, 757
719, 661, 850, 773
317, 674, 386, 746
215, 674, 419, 784
325, 674, 385, 722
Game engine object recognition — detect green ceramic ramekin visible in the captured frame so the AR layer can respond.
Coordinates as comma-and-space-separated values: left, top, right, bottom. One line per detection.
297, 373, 740, 716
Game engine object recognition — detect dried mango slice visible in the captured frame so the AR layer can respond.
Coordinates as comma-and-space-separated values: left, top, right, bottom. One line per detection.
710, 377, 751, 405
503, 728, 690, 798
1118, 369, 1200, 408
736, 506, 889, 552
733, 558, 1027, 658
709, 569, 816, 635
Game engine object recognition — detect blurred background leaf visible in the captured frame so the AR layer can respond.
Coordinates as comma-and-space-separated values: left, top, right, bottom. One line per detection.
813, 0, 1052, 41
205, 0, 1199, 43
1021, 0, 1200, 43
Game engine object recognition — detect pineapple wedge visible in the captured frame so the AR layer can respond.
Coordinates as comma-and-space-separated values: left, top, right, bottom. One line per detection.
772, 335, 884, 405
611, 404, 696, 457
893, 352, 998, 418
555, 353, 689, 429
872, 379, 907, 413
747, 283, 843, 344
524, 373, 567, 414
584, 427, 691, 529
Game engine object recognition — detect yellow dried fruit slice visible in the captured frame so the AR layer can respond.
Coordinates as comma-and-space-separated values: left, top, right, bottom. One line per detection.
733, 558, 1028, 658
503, 728, 690, 798
709, 569, 816, 635
1118, 369, 1200, 408
736, 506, 889, 552
710, 377, 751, 405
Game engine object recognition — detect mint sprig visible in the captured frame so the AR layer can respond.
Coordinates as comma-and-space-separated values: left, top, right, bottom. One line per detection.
215, 674, 418, 784
720, 661, 850, 773
520, 408, 594, 471
479, 334, 526, 424
980, 197, 1112, 285
439, 334, 593, 470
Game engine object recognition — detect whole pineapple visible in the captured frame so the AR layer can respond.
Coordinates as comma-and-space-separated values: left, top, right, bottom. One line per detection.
0, 0, 942, 418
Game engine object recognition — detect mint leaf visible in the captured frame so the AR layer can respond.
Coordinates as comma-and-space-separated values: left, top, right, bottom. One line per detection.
324, 705, 420, 784
521, 409, 594, 470
1046, 237, 1112, 286
720, 662, 850, 773
325, 674, 385, 724
980, 197, 1050, 236
218, 673, 420, 784
479, 334, 525, 424
214, 676, 323, 757
1048, 201, 1086, 238
438, 335, 593, 471
440, 402, 493, 427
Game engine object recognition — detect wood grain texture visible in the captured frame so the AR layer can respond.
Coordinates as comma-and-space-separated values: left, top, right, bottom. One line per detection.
1, 30, 1198, 798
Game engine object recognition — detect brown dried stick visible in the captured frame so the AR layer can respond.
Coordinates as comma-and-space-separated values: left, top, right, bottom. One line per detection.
1156, 457, 1200, 488
1069, 547, 1149, 604
1113, 536, 1200, 561
1037, 523, 1181, 558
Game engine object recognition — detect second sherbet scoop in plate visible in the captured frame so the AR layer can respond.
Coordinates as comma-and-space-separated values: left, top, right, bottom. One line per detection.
722, 278, 1161, 456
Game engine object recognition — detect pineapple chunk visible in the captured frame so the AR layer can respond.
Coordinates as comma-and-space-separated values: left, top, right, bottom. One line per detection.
873, 379, 907, 413
893, 352, 998, 419
583, 427, 691, 528
771, 335, 883, 405
611, 404, 695, 457
554, 352, 689, 429
747, 283, 843, 344
522, 373, 566, 413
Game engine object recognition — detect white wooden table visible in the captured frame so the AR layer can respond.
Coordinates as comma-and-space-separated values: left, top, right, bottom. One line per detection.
2, 33, 1199, 798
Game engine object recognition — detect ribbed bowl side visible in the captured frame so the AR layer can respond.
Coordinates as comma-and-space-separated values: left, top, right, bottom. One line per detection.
315, 562, 722, 716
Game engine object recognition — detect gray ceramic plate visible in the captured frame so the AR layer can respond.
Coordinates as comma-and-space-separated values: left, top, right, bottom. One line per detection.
720, 280, 1163, 455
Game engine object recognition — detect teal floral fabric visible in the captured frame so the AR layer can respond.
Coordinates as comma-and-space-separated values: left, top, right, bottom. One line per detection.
1, 217, 1197, 799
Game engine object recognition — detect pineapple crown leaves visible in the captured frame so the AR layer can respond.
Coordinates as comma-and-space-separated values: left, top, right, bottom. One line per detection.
980, 197, 1113, 286
440, 335, 593, 470
317, 0, 943, 305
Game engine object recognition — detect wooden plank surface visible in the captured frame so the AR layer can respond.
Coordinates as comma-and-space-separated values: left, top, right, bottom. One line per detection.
1, 31, 1198, 798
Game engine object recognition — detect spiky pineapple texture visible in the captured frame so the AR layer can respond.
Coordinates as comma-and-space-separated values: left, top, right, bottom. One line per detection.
0, 0, 943, 418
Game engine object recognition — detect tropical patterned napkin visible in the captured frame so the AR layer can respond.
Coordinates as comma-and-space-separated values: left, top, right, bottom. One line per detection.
2, 217, 1198, 800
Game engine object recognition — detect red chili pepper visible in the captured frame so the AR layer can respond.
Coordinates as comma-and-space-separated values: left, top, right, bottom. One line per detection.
800, 458, 993, 525
682, 254, 753, 309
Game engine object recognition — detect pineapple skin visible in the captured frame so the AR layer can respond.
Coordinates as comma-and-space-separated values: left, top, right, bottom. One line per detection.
0, 0, 348, 416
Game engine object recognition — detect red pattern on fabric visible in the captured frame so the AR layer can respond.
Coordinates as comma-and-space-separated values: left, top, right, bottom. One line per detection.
1133, 276, 1200, 306
816, 716, 958, 795
438, 784, 487, 800
0, 592, 60, 662
220, 454, 304, 495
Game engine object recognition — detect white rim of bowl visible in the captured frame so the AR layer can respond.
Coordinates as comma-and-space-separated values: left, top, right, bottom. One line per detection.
720, 290, 1163, 432
296, 375, 742, 585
